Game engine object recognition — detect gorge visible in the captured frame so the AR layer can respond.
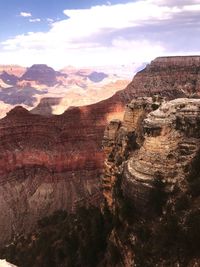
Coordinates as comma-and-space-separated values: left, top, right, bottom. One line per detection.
0, 56, 200, 266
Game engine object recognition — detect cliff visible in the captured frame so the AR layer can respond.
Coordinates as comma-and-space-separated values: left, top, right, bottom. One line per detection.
2, 97, 200, 267
1, 56, 200, 247
125, 56, 200, 98
0, 105, 106, 245
102, 96, 163, 207
102, 97, 200, 266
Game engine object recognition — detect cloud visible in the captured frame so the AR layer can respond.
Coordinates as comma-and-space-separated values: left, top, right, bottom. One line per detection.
20, 12, 32, 17
47, 18, 54, 23
29, 18, 41, 23
1, 0, 200, 68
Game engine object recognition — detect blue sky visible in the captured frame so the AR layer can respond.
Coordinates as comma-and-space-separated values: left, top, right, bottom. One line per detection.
0, 0, 131, 40
0, 0, 200, 68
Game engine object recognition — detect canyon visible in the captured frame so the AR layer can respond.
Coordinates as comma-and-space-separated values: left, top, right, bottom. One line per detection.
0, 64, 131, 118
0, 55, 200, 250
1, 96, 200, 267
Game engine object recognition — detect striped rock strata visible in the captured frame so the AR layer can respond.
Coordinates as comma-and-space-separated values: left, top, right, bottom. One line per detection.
103, 98, 200, 211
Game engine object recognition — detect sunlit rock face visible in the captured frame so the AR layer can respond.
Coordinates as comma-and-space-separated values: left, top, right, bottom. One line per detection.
126, 56, 200, 98
123, 98, 200, 208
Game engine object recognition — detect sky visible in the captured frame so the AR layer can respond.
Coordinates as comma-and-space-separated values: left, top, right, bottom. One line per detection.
0, 0, 200, 69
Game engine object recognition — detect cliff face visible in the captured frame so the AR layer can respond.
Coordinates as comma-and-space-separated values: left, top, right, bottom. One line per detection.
0, 72, 131, 246
102, 96, 163, 207
125, 56, 200, 98
102, 97, 200, 266
103, 97, 200, 207
123, 98, 200, 209
1, 56, 200, 247
0, 105, 106, 245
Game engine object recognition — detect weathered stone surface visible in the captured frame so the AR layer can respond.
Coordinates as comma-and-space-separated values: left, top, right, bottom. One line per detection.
0, 105, 106, 245
103, 97, 200, 212
1, 56, 200, 247
125, 56, 200, 98
102, 97, 163, 207
102, 97, 200, 266
0, 70, 132, 245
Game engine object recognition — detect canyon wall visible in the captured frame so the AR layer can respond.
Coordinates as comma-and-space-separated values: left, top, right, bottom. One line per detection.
102, 97, 200, 266
0, 77, 131, 245
125, 55, 200, 98
1, 56, 200, 245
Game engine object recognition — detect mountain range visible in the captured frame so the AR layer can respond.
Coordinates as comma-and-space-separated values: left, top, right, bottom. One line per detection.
0, 63, 142, 118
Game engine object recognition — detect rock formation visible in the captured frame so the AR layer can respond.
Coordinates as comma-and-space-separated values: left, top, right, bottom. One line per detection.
0, 65, 26, 78
125, 56, 200, 98
102, 97, 200, 266
0, 63, 130, 118
102, 96, 163, 207
123, 98, 200, 208
20, 64, 58, 87
1, 97, 200, 267
0, 105, 106, 245
1, 56, 200, 247
103, 97, 200, 209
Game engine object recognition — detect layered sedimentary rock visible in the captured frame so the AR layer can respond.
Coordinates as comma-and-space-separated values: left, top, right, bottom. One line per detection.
125, 56, 200, 98
103, 97, 200, 210
123, 98, 200, 209
1, 56, 200, 246
102, 96, 163, 207
102, 98, 200, 266
0, 105, 106, 245
0, 73, 132, 245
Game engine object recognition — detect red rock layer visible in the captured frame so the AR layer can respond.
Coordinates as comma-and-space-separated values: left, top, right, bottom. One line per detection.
1, 56, 200, 245
125, 56, 200, 98
0, 99, 127, 245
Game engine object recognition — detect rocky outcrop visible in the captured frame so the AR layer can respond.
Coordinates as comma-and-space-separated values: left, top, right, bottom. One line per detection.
123, 98, 200, 209
103, 97, 200, 209
1, 56, 200, 247
102, 97, 200, 266
0, 72, 19, 86
102, 96, 163, 207
0, 69, 133, 245
0, 65, 26, 77
20, 64, 58, 86
0, 105, 106, 245
30, 97, 62, 116
125, 56, 200, 98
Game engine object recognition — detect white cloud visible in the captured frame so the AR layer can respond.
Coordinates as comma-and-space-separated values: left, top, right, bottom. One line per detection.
29, 18, 41, 23
20, 12, 32, 17
1, 0, 200, 68
47, 18, 54, 23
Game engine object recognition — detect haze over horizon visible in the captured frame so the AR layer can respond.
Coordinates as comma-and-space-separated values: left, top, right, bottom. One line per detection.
0, 0, 200, 69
